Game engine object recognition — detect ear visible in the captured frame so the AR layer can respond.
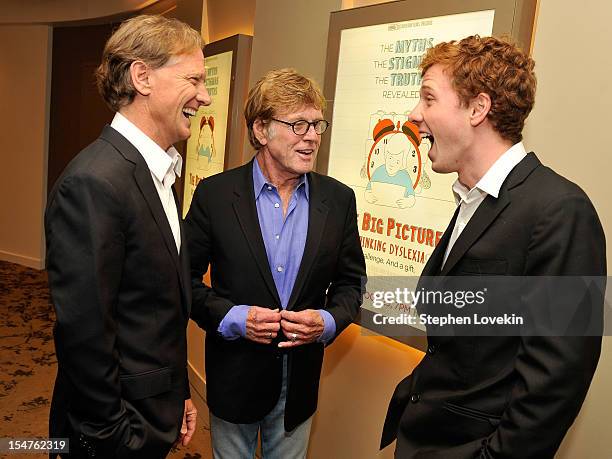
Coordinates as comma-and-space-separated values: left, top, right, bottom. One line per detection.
130, 60, 152, 96
253, 119, 268, 146
469, 92, 491, 127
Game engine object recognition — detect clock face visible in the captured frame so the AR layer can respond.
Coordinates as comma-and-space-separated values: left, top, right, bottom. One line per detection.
367, 121, 422, 189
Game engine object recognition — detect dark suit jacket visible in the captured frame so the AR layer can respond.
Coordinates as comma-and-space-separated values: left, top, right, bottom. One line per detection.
185, 159, 366, 431
381, 153, 606, 458
45, 126, 192, 458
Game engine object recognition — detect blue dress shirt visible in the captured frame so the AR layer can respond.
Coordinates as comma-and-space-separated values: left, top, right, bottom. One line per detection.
217, 159, 336, 343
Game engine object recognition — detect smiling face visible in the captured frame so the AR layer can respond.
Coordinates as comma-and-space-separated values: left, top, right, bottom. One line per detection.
409, 64, 472, 175
146, 48, 211, 149
256, 104, 323, 181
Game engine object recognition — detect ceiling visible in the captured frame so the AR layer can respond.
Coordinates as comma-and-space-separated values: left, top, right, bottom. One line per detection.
1, 0, 176, 25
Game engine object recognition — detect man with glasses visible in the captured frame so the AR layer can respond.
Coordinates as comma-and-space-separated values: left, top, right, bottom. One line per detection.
185, 68, 366, 458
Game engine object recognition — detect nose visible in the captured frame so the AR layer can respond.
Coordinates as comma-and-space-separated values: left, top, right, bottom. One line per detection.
409, 101, 423, 124
197, 84, 212, 107
302, 123, 319, 141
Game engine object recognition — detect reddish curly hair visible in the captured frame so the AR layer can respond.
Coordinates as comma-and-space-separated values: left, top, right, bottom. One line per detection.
421, 35, 536, 144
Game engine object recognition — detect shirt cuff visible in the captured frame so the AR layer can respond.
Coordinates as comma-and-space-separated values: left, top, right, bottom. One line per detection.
317, 309, 337, 344
217, 305, 250, 340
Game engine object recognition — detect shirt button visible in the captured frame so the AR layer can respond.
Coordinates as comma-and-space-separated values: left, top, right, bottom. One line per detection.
275, 234, 280, 240
277, 266, 283, 272
274, 202, 280, 208
267, 186, 272, 191
410, 394, 420, 403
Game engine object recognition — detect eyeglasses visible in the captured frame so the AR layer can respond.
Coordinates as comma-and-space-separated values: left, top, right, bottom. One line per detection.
270, 118, 330, 135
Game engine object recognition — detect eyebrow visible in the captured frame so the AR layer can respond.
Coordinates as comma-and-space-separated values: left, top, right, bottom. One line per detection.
283, 114, 324, 121
420, 82, 435, 92
187, 72, 206, 81
419, 84, 437, 97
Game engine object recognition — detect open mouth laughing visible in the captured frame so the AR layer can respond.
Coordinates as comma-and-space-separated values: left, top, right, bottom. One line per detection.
182, 107, 197, 119
420, 132, 434, 148
296, 148, 315, 158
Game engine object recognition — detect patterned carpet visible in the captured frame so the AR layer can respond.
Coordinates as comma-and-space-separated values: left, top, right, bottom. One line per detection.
0, 260, 211, 458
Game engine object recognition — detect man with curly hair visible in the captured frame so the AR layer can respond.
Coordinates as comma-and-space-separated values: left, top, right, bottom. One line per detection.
46, 15, 211, 458
381, 35, 605, 458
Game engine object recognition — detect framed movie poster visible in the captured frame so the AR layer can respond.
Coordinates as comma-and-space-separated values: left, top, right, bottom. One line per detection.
319, 0, 537, 346
180, 34, 252, 217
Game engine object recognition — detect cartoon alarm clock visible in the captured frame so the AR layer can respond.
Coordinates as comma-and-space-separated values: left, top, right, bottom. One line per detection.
366, 119, 423, 189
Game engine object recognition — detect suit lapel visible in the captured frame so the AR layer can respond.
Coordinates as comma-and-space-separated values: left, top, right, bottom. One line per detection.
100, 126, 183, 283
440, 192, 510, 275
175, 188, 191, 317
422, 206, 459, 276
133, 155, 183, 271
287, 173, 329, 310
439, 152, 540, 275
232, 161, 282, 306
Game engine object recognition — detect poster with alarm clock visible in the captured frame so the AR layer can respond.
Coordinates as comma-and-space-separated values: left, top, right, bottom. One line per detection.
183, 50, 233, 217
325, 10, 495, 283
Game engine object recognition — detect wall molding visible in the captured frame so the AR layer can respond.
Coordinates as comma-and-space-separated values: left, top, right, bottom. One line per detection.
0, 250, 44, 270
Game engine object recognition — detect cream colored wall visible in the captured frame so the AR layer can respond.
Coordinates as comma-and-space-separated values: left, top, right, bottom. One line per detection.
0, 25, 51, 269
206, 0, 255, 42
247, 0, 342, 90
310, 327, 424, 458
525, 0, 612, 457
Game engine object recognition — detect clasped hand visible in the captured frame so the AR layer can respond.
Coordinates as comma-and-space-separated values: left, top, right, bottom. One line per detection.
245, 306, 323, 347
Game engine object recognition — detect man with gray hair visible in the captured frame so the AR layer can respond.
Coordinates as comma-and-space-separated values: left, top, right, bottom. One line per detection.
46, 15, 211, 458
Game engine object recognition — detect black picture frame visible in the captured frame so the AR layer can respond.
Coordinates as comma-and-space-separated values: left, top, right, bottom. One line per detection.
318, 0, 537, 350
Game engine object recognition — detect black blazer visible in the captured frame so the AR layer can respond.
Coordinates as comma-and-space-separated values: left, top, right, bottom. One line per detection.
185, 160, 366, 431
45, 126, 191, 458
381, 153, 606, 458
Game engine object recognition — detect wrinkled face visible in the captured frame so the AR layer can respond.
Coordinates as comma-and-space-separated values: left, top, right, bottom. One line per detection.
384, 134, 406, 176
258, 104, 323, 179
146, 49, 211, 149
409, 64, 471, 174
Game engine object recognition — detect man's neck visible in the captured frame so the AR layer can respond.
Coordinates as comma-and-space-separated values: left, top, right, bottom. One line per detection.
118, 106, 171, 152
256, 151, 302, 194
458, 135, 513, 189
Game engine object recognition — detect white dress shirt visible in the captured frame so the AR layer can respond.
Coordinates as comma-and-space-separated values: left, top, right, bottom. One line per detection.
442, 142, 527, 267
111, 112, 182, 252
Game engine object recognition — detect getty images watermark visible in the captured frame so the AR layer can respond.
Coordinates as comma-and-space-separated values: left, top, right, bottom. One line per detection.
370, 286, 524, 327
360, 276, 609, 337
